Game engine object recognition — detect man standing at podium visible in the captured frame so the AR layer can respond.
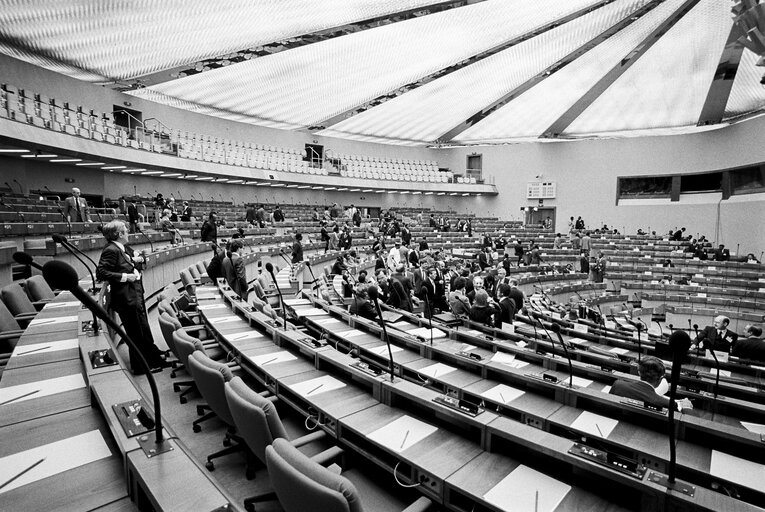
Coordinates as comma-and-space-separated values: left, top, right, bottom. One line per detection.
63, 187, 90, 222
96, 220, 167, 375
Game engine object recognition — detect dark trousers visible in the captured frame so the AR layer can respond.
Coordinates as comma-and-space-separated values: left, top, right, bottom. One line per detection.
114, 301, 163, 372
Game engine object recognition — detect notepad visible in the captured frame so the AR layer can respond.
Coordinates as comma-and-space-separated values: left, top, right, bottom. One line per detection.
196, 293, 218, 300
28, 315, 78, 327
601, 385, 612, 394
406, 327, 447, 340
294, 308, 327, 318
42, 301, 80, 310
13, 338, 79, 357
710, 450, 765, 492
741, 422, 765, 435
483, 465, 571, 512
292, 375, 346, 398
609, 347, 629, 355
251, 351, 298, 366
223, 331, 265, 343
209, 315, 242, 325
367, 415, 438, 453
481, 384, 525, 404
341, 329, 367, 338
283, 298, 312, 306
0, 430, 111, 495
417, 362, 457, 379
316, 317, 340, 325
0, 373, 86, 406
560, 376, 594, 388
508, 360, 529, 369
491, 352, 516, 366
369, 345, 403, 356
197, 303, 228, 310
570, 411, 618, 438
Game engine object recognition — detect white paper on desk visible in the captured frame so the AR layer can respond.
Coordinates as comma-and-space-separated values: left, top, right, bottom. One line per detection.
483, 464, 571, 512
741, 422, 765, 435
406, 327, 447, 339
491, 352, 516, 366
283, 298, 312, 306
223, 330, 266, 343
341, 329, 368, 338
481, 384, 524, 404
710, 450, 765, 493
571, 324, 588, 334
417, 362, 457, 379
508, 360, 529, 369
316, 317, 341, 325
197, 303, 228, 310
196, 293, 218, 300
460, 343, 477, 351
571, 411, 618, 438
251, 351, 298, 366
42, 301, 80, 310
601, 385, 612, 394
0, 373, 86, 406
709, 350, 729, 363
560, 376, 594, 388
13, 338, 79, 357
28, 315, 78, 327
209, 315, 242, 325
370, 345, 403, 356
292, 375, 346, 398
0, 429, 111, 495
388, 321, 414, 330
294, 308, 327, 318
609, 347, 629, 355
367, 415, 438, 453
501, 323, 515, 334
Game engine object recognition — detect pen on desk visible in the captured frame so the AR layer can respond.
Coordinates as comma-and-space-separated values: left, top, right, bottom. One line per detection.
596, 423, 604, 437
261, 356, 279, 366
31, 318, 56, 325
0, 457, 45, 491
535, 490, 539, 512
499, 392, 506, 403
16, 345, 52, 356
306, 383, 324, 395
0, 389, 40, 406
401, 429, 410, 449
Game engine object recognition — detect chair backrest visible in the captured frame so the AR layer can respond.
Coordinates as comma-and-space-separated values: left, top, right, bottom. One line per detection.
0, 300, 21, 332
1, 283, 36, 316
262, 304, 277, 320
24, 275, 55, 302
172, 328, 198, 367
196, 261, 208, 275
179, 269, 196, 295
266, 438, 360, 512
187, 351, 235, 426
224, 376, 288, 464
157, 299, 175, 318
188, 265, 201, 280
158, 312, 179, 357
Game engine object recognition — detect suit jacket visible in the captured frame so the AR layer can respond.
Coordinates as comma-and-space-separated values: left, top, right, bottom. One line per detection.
495, 296, 516, 328
96, 242, 144, 308
610, 379, 671, 409
222, 253, 248, 299
732, 336, 765, 361
127, 203, 139, 223
695, 326, 737, 352
63, 195, 89, 222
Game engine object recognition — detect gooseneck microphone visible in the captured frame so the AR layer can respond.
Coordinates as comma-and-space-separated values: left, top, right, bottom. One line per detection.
696, 323, 720, 399
277, 248, 292, 267
41, 260, 165, 446
550, 324, 573, 388
667, 330, 691, 484
12, 251, 43, 271
421, 286, 433, 345
521, 307, 539, 342
265, 262, 287, 330
304, 260, 319, 297
56, 207, 72, 237
368, 286, 395, 382
634, 322, 643, 363
654, 320, 664, 338
52, 234, 97, 295
134, 225, 154, 253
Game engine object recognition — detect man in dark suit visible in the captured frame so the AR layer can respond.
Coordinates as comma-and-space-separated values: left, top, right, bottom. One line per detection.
201, 211, 218, 243
691, 315, 738, 353
732, 325, 765, 361
96, 220, 166, 375
495, 284, 516, 329
63, 187, 90, 222
180, 201, 192, 222
713, 244, 730, 262
610, 356, 692, 411
349, 284, 377, 320
127, 200, 140, 233
291, 233, 304, 264
222, 239, 248, 300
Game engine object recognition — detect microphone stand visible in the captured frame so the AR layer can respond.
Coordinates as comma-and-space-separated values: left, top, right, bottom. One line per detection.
550, 324, 574, 388
52, 235, 97, 298
304, 261, 319, 299
369, 288, 395, 382
696, 324, 720, 400
134, 225, 154, 253
41, 260, 170, 455
266, 263, 288, 330
654, 320, 664, 338
58, 208, 72, 238
421, 286, 433, 345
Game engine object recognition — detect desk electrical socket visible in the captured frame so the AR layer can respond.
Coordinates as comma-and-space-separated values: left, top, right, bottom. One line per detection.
350, 361, 384, 377
569, 443, 647, 479
112, 399, 154, 437
433, 395, 482, 417
455, 351, 483, 361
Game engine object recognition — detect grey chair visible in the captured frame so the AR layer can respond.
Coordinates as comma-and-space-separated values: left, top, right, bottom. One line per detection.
24, 275, 56, 303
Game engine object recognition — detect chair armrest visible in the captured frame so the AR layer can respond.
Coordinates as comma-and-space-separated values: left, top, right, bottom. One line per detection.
291, 429, 327, 448
182, 325, 208, 335
14, 313, 36, 324
402, 497, 433, 512
309, 445, 344, 467
0, 330, 25, 340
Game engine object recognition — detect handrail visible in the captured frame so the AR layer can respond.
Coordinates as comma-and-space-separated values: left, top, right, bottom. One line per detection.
111, 110, 145, 134
143, 117, 172, 135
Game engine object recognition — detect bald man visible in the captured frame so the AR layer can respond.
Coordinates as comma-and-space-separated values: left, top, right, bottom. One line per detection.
691, 315, 738, 353
63, 187, 90, 222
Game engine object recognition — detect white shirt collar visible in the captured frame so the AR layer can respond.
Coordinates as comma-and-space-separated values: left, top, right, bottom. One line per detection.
114, 241, 126, 252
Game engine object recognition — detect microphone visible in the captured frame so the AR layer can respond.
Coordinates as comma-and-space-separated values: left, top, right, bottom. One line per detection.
13, 251, 43, 271
420, 286, 433, 345
58, 207, 72, 238
92, 206, 104, 232
666, 330, 691, 485
41, 260, 167, 447
1, 198, 25, 222
304, 260, 320, 296
521, 307, 538, 341
134, 224, 154, 253
368, 286, 395, 382
654, 320, 664, 338
695, 323, 720, 399
51, 234, 97, 296
668, 323, 674, 333
265, 262, 287, 330
550, 324, 573, 388
634, 322, 643, 363
13, 178, 23, 195
277, 248, 292, 266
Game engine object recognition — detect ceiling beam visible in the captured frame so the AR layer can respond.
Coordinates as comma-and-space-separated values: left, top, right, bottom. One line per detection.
697, 24, 746, 126
117, 1, 472, 90
435, 0, 666, 143
314, 0, 618, 131
539, 0, 701, 138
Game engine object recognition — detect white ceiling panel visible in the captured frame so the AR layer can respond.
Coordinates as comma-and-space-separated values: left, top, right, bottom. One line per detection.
725, 48, 765, 119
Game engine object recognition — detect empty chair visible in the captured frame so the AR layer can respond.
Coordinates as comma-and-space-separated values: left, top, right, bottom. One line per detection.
0, 300, 24, 367
266, 438, 432, 512
24, 275, 56, 303
180, 268, 198, 296
1, 283, 39, 322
